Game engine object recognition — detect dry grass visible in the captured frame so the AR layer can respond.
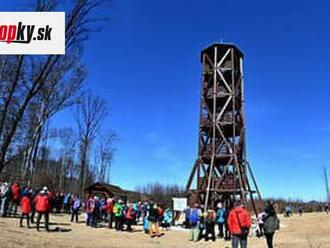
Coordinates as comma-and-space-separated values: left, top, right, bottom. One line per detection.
0, 212, 330, 247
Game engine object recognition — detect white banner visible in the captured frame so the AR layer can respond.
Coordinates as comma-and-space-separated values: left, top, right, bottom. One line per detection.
173, 197, 187, 211
0, 12, 65, 54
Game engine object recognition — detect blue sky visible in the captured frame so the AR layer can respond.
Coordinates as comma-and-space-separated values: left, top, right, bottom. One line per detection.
3, 1, 330, 201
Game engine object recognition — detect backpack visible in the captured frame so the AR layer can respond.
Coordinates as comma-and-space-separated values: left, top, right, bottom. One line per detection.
113, 204, 118, 214
216, 208, 225, 223
190, 209, 199, 226
264, 215, 280, 233
148, 207, 158, 222
114, 204, 123, 216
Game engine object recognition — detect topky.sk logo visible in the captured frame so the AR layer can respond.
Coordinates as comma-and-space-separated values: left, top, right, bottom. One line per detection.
0, 12, 65, 55
0, 22, 53, 44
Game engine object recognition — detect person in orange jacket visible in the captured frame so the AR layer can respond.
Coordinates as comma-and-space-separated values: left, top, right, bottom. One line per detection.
20, 190, 31, 228
35, 187, 50, 232
227, 199, 251, 248
125, 204, 135, 232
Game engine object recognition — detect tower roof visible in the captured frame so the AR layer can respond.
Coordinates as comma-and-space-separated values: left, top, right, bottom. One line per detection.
200, 43, 244, 62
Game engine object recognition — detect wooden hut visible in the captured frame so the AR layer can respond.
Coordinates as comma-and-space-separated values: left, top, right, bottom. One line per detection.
84, 182, 140, 202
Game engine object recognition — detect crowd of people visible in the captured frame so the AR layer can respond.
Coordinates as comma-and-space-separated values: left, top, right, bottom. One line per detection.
84, 195, 172, 236
0, 180, 173, 237
1, 180, 330, 248
186, 199, 280, 248
0, 181, 82, 231
184, 200, 330, 248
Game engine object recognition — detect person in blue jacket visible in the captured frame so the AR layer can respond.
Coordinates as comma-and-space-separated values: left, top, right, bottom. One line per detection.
216, 202, 225, 238
183, 206, 191, 228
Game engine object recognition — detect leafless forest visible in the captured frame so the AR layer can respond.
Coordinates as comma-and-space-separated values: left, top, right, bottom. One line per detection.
0, 0, 115, 195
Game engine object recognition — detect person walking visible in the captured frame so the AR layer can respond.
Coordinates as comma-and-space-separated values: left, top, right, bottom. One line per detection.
204, 209, 216, 241
263, 202, 280, 248
71, 196, 81, 223
216, 202, 226, 238
20, 191, 31, 228
227, 199, 251, 248
188, 203, 202, 242
35, 188, 50, 232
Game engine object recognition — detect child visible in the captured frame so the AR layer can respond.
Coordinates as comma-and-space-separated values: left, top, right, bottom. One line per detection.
20, 191, 31, 228
257, 211, 266, 237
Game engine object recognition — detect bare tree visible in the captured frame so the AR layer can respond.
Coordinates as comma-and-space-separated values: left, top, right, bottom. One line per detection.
75, 92, 108, 195
0, 0, 106, 175
97, 132, 116, 183
20, 69, 83, 184
57, 128, 77, 192
135, 182, 186, 208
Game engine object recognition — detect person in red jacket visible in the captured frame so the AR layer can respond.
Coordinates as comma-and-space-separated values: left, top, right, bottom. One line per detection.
125, 204, 135, 232
227, 200, 251, 248
35, 187, 50, 232
20, 191, 31, 228
103, 198, 114, 228
10, 182, 21, 216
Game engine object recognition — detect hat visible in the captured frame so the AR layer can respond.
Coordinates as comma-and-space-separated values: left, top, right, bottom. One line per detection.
42, 186, 48, 191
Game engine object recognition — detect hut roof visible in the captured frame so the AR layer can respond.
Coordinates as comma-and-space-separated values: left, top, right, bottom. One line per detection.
84, 182, 127, 197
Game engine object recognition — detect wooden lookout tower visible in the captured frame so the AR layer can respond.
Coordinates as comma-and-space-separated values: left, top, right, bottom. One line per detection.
186, 43, 262, 215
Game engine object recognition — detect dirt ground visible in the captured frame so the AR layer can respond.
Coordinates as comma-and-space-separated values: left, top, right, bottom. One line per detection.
0, 212, 329, 248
